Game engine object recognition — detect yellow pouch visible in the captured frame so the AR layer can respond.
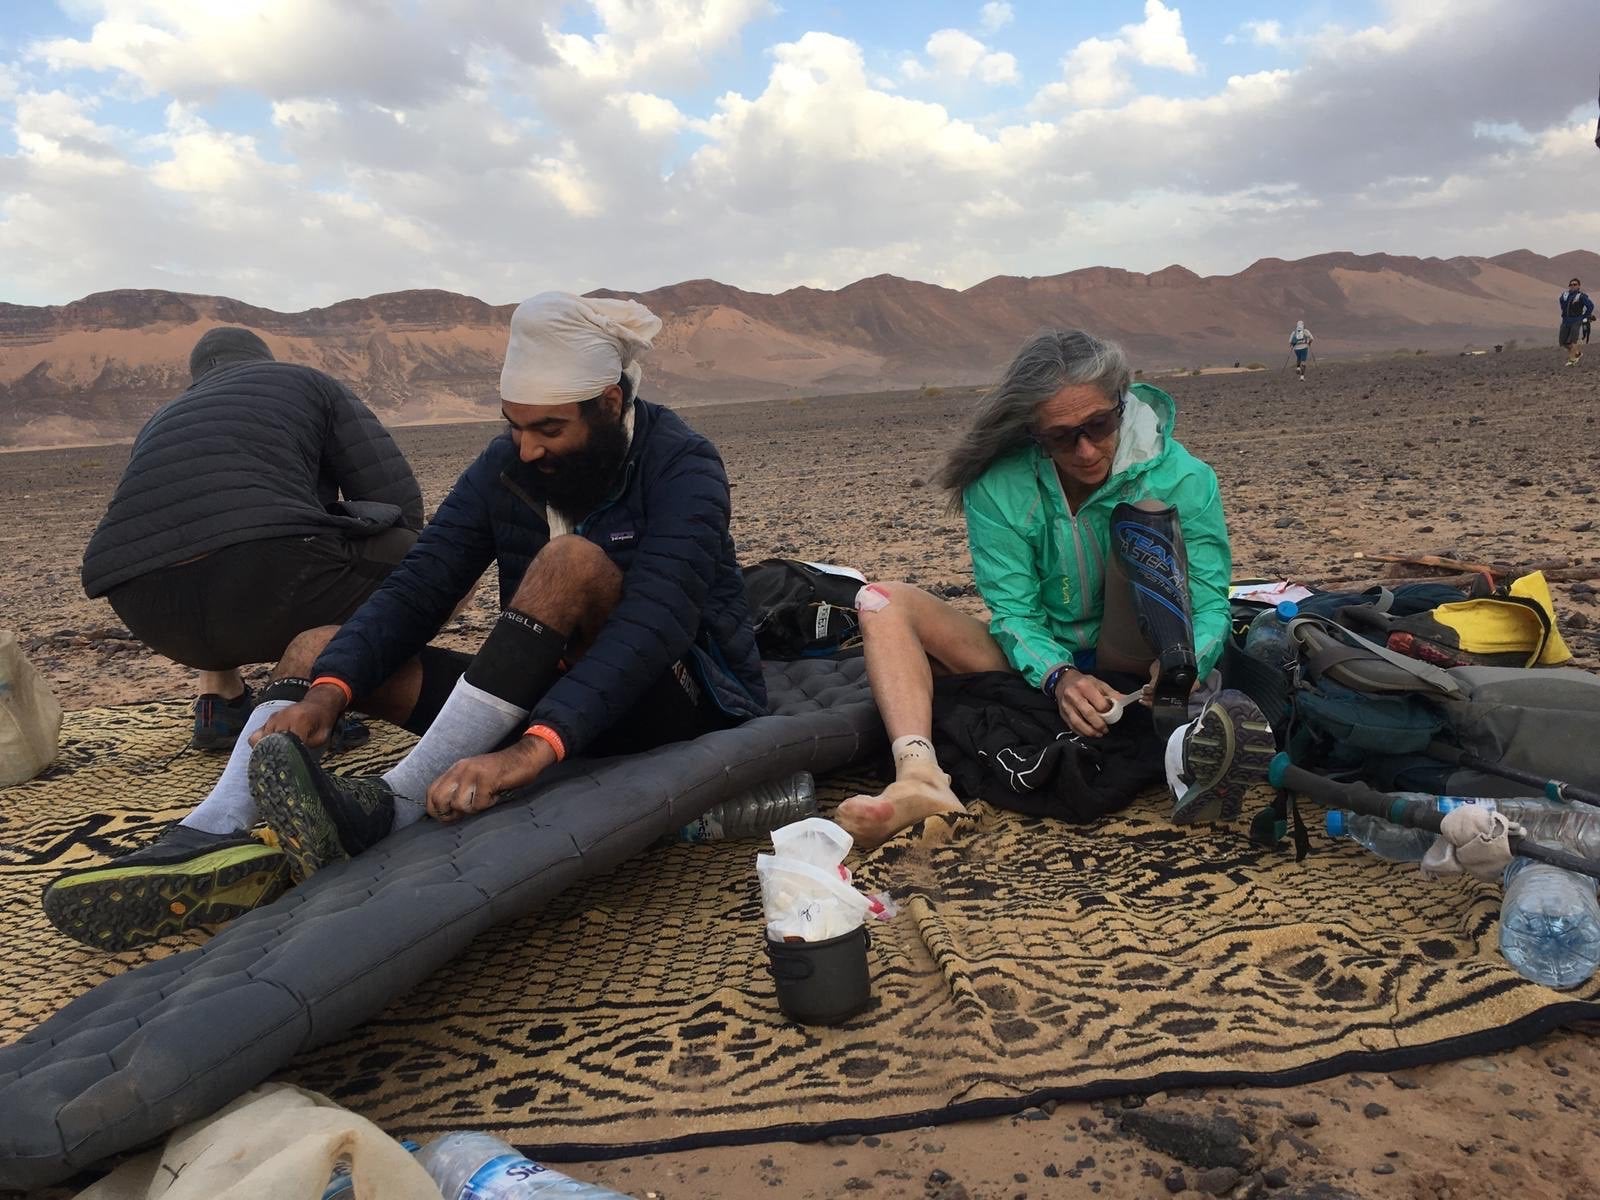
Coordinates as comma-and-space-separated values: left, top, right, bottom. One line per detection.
1430, 570, 1571, 667
1511, 570, 1574, 665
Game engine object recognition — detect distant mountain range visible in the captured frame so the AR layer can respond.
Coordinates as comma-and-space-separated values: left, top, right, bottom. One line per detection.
3, 249, 1595, 448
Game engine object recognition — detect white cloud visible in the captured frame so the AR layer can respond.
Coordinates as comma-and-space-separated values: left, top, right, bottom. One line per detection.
27, 0, 493, 104
549, 0, 773, 86
1238, 19, 1286, 48
902, 28, 1018, 86
1122, 0, 1197, 73
11, 90, 124, 172
1035, 0, 1197, 111
0, 0, 1595, 311
1041, 37, 1130, 108
148, 102, 282, 193
978, 2, 1014, 34
613, 91, 690, 137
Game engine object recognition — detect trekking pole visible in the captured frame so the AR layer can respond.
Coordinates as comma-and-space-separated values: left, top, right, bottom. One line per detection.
1267, 753, 1600, 881
1423, 741, 1600, 809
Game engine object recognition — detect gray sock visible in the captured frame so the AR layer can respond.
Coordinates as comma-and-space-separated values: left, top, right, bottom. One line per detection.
181, 700, 296, 834
383, 678, 528, 828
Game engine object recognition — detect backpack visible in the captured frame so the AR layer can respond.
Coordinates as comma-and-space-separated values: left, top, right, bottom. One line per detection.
741, 559, 866, 660
1224, 585, 1600, 853
1229, 596, 1600, 786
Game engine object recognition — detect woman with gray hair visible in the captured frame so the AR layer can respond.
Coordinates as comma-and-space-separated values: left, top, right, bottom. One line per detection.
836, 330, 1241, 849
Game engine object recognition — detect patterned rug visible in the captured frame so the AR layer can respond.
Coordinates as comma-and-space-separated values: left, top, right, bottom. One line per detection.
4, 703, 1600, 1166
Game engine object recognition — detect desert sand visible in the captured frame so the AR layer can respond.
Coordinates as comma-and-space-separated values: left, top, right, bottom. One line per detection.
4, 347, 1600, 1199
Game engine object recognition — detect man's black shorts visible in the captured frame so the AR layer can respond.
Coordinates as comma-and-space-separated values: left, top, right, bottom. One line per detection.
1560, 318, 1584, 348
403, 646, 738, 757
106, 527, 416, 670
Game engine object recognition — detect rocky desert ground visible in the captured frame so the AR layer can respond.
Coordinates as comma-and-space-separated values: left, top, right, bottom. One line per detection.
4, 346, 1600, 1199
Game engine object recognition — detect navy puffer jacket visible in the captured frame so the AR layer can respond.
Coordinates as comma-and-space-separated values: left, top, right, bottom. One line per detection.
82, 361, 424, 597
312, 399, 767, 754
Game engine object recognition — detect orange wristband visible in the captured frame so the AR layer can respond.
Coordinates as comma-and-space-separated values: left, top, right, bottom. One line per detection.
524, 723, 566, 762
310, 676, 353, 706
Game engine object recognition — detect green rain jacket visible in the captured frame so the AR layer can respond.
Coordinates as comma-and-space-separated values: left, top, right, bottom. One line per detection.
963, 382, 1231, 689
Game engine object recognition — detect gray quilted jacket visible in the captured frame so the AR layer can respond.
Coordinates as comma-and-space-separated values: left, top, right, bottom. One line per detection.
81, 361, 424, 597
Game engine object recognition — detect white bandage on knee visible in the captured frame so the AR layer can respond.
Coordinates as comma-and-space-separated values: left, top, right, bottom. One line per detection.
856, 584, 891, 613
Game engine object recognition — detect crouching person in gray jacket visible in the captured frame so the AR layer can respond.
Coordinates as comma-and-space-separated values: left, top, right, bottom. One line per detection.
45, 294, 767, 952
81, 328, 424, 750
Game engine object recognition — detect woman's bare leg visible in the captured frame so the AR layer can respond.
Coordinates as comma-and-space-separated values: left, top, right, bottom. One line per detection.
835, 582, 1009, 850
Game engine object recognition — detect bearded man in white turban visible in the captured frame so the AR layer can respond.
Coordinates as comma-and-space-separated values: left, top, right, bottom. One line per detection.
44, 293, 770, 951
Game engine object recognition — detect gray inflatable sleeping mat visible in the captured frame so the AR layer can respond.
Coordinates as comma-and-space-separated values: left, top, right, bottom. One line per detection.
0, 656, 880, 1192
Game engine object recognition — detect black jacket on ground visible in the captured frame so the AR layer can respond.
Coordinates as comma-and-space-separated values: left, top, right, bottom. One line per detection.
81, 361, 423, 597
312, 399, 768, 756
932, 671, 1166, 822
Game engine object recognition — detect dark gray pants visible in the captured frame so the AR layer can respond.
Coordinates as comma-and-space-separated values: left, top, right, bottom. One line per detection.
107, 527, 416, 670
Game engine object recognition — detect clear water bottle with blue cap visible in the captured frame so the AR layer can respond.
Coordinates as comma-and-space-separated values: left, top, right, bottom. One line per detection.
1242, 600, 1300, 671
416, 1132, 632, 1198
1498, 858, 1600, 989
1405, 794, 1600, 860
1327, 794, 1598, 865
1325, 810, 1436, 862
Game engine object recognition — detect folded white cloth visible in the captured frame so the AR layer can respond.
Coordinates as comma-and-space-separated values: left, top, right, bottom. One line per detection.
1420, 805, 1518, 882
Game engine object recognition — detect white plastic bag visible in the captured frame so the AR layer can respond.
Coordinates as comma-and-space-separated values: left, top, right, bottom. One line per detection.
769, 816, 854, 868
758, 817, 898, 940
757, 854, 871, 941
1, 630, 62, 787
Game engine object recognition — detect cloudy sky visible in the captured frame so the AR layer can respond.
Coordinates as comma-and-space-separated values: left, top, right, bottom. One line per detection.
1, 0, 1595, 310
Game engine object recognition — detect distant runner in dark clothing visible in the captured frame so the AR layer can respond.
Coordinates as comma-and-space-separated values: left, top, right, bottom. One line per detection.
81, 327, 424, 748
1560, 279, 1594, 366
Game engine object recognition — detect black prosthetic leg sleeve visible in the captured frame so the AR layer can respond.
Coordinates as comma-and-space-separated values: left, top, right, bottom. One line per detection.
1111, 502, 1197, 736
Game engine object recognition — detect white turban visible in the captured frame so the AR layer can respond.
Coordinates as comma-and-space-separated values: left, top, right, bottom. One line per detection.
499, 291, 663, 407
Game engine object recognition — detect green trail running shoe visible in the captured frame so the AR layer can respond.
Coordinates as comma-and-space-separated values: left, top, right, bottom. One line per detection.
42, 824, 289, 951
249, 732, 397, 883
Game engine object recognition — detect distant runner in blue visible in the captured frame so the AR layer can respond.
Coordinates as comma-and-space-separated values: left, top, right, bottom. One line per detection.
1559, 278, 1594, 367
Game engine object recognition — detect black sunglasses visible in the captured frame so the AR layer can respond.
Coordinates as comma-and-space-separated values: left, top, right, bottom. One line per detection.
1030, 398, 1125, 454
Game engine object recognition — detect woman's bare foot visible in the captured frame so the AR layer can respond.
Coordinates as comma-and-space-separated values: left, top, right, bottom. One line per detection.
835, 773, 965, 851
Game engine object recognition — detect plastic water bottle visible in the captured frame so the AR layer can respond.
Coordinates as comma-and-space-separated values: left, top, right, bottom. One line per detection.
1498, 858, 1600, 989
1243, 601, 1300, 670
1326, 810, 1436, 862
416, 1132, 631, 1198
1488, 803, 1600, 862
677, 771, 817, 842
1387, 793, 1600, 860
